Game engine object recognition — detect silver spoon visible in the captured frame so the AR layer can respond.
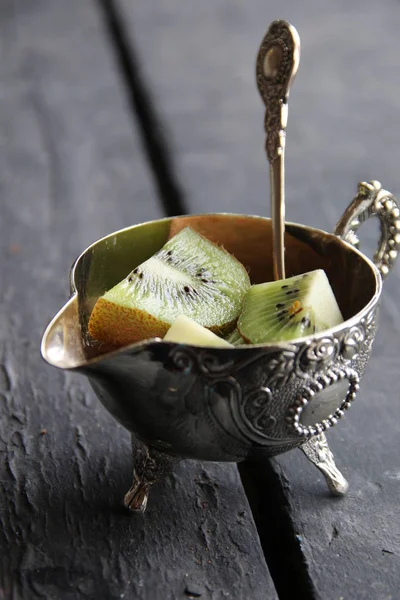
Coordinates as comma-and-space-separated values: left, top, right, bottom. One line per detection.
256, 20, 300, 280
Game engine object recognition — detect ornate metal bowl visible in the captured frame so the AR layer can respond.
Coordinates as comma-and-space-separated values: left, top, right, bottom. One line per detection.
41, 180, 399, 512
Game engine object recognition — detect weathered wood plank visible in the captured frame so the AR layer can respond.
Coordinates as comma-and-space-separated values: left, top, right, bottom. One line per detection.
0, 1, 276, 598
116, 0, 400, 227
276, 351, 400, 599
118, 0, 400, 597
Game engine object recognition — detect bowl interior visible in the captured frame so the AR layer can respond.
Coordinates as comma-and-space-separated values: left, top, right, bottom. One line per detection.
66, 214, 378, 360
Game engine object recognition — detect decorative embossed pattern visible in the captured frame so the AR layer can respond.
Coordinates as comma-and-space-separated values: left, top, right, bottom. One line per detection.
335, 180, 400, 279
256, 20, 299, 162
286, 366, 360, 439
167, 304, 377, 455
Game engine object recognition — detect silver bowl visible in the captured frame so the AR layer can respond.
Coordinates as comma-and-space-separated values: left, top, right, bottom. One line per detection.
41, 180, 399, 512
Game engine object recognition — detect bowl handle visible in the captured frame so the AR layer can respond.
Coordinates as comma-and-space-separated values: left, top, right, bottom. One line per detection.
335, 180, 400, 279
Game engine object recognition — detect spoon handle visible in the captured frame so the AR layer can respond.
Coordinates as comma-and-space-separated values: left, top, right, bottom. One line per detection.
256, 20, 300, 280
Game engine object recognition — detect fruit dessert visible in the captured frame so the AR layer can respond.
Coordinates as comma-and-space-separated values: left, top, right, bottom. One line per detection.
88, 227, 250, 347
88, 227, 343, 348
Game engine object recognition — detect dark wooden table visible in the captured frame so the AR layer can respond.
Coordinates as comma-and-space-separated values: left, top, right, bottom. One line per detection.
1, 1, 399, 599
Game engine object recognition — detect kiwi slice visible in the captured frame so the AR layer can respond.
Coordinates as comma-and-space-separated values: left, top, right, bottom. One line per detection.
88, 227, 250, 347
164, 315, 233, 347
237, 269, 343, 344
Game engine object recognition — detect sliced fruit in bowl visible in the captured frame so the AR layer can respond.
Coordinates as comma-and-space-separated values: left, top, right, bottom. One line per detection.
238, 269, 343, 344
164, 315, 233, 347
88, 226, 250, 347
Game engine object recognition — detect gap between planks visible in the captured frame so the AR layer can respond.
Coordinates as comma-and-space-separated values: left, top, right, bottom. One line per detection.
96, 1, 318, 598
97, 0, 187, 218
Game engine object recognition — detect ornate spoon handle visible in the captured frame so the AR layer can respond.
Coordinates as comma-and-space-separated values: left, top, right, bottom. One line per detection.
256, 20, 300, 280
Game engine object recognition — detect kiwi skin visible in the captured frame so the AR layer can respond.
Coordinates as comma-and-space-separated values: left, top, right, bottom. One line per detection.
88, 300, 170, 347
89, 298, 237, 348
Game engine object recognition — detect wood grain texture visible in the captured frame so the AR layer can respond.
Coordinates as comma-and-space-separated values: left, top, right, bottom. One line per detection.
0, 0, 276, 598
117, 0, 400, 230
118, 0, 400, 597
275, 323, 400, 600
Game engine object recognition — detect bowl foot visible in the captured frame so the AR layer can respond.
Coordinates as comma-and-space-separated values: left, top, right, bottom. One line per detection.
300, 433, 349, 496
124, 435, 179, 513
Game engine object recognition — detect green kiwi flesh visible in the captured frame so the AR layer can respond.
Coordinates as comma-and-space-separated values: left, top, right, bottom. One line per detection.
225, 329, 246, 346
88, 227, 250, 347
237, 269, 343, 344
